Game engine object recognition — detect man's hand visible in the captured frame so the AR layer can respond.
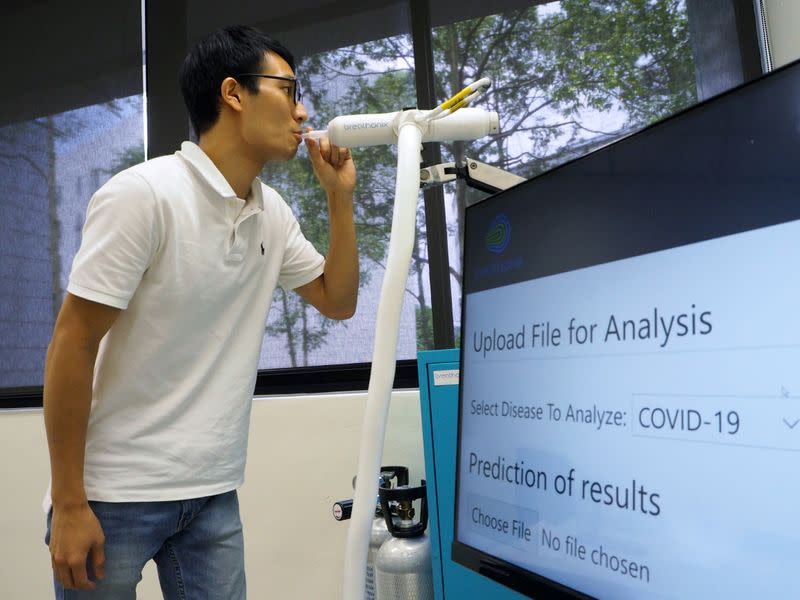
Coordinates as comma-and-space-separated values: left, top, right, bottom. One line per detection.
50, 502, 106, 590
296, 134, 359, 320
305, 135, 356, 195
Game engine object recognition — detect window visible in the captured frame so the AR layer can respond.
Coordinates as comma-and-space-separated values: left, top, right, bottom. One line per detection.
258, 34, 435, 368
0, 1, 144, 392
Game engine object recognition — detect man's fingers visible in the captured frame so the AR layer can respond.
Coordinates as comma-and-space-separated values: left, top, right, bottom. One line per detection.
54, 562, 77, 590
52, 553, 71, 588
306, 137, 351, 169
53, 551, 96, 590
70, 556, 96, 590
338, 147, 349, 165
319, 137, 332, 163
69, 555, 94, 590
91, 541, 106, 581
304, 138, 324, 167
328, 144, 351, 168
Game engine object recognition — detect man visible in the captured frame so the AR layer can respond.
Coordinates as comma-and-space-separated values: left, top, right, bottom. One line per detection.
43, 25, 358, 598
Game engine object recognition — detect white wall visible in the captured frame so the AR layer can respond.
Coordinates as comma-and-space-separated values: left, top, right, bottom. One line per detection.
765, 0, 800, 67
0, 390, 425, 599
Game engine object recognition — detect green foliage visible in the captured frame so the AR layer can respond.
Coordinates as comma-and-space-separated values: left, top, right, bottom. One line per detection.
261, 1, 698, 363
431, 0, 697, 313
416, 304, 434, 351
433, 0, 696, 180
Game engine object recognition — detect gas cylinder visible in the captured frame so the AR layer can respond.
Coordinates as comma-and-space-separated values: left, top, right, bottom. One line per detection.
365, 507, 390, 599
333, 466, 409, 599
375, 481, 433, 600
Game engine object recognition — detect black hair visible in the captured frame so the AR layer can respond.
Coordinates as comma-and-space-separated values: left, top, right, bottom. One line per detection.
179, 25, 296, 137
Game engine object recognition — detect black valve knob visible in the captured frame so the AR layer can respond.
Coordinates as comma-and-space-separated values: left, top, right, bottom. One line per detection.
332, 499, 353, 521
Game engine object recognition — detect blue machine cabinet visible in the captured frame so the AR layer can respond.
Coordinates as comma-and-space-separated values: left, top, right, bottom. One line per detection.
418, 349, 526, 600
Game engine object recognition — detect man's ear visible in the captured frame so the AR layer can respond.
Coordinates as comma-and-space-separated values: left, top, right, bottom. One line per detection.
220, 77, 244, 112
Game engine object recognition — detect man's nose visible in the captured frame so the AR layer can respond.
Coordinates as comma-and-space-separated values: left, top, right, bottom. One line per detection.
294, 101, 308, 123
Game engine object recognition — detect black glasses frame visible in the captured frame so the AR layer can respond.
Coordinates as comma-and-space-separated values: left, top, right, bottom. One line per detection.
235, 73, 303, 105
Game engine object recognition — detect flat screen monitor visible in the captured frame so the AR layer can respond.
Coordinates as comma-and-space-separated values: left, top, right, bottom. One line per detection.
454, 58, 800, 600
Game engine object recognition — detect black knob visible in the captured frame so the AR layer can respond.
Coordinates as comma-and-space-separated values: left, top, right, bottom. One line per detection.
332, 499, 353, 521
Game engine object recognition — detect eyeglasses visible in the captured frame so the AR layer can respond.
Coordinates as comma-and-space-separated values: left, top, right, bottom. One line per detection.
235, 73, 303, 105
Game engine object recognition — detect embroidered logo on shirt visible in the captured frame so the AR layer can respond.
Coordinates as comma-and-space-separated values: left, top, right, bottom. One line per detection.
261, 242, 265, 255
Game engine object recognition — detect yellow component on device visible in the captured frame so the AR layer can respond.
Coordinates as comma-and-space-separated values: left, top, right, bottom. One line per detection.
448, 98, 470, 113
440, 84, 476, 110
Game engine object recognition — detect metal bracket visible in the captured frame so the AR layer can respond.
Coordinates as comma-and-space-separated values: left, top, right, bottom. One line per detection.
420, 157, 526, 194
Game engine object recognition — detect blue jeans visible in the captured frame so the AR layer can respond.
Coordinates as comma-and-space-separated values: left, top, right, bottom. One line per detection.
45, 490, 246, 599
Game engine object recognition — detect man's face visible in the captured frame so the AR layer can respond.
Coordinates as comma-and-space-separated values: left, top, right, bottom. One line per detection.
239, 52, 308, 162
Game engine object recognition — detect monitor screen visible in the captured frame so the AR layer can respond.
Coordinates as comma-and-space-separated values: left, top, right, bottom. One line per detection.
454, 58, 800, 600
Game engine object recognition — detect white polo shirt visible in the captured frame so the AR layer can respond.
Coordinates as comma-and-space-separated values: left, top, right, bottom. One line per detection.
63, 141, 324, 502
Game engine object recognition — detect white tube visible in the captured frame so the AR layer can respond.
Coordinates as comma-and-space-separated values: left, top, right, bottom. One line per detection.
301, 129, 328, 140
328, 112, 398, 147
425, 108, 499, 143
342, 119, 424, 600
327, 108, 498, 147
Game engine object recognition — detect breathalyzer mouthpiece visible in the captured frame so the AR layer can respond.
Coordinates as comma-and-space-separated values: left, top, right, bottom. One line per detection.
301, 130, 328, 140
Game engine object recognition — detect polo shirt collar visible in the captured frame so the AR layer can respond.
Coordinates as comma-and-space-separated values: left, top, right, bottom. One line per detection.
177, 141, 264, 209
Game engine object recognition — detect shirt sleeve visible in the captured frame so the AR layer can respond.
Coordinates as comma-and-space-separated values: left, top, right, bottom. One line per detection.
67, 170, 160, 309
277, 200, 325, 291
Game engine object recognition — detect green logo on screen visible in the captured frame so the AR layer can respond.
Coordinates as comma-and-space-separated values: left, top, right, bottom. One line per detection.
486, 214, 511, 254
